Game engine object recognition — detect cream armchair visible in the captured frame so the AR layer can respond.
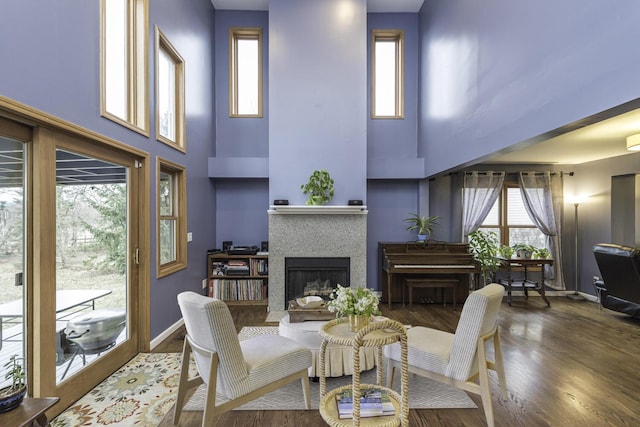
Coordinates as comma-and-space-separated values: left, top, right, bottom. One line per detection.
173, 292, 312, 426
384, 283, 507, 427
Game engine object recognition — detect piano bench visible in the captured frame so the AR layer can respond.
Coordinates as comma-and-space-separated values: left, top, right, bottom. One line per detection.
403, 278, 458, 311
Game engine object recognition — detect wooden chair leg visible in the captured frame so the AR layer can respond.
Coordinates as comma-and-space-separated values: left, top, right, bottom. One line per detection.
493, 331, 508, 400
301, 375, 311, 410
477, 341, 495, 427
173, 339, 192, 425
386, 362, 396, 389
201, 353, 220, 427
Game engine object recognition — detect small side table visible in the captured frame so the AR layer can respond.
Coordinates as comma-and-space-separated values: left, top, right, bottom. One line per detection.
498, 257, 553, 306
0, 397, 59, 427
318, 318, 408, 427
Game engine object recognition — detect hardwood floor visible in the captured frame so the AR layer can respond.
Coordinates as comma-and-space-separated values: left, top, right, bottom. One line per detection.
155, 296, 640, 426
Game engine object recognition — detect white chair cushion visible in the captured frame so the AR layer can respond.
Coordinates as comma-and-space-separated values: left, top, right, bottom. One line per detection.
383, 326, 454, 376
241, 334, 313, 392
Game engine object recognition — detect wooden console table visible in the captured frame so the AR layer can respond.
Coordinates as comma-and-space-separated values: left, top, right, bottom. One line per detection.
0, 397, 59, 427
498, 257, 554, 306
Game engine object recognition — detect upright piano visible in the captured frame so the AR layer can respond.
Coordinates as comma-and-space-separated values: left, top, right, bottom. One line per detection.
380, 241, 481, 309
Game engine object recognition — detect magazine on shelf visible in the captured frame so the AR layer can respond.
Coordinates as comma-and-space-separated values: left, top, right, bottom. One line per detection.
335, 388, 394, 419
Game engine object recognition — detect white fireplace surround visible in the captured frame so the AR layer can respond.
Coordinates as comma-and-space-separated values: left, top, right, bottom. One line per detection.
268, 206, 367, 312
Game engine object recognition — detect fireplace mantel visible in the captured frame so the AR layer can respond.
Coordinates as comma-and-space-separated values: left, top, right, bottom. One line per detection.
268, 205, 368, 215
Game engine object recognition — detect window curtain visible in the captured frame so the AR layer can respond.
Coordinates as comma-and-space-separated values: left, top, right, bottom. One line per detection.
518, 171, 565, 290
461, 171, 505, 240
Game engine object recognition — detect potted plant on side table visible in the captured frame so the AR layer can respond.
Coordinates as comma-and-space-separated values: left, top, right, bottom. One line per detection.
403, 212, 439, 241
0, 354, 27, 413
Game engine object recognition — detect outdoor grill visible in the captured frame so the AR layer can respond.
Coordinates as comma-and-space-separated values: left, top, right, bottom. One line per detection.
64, 308, 126, 353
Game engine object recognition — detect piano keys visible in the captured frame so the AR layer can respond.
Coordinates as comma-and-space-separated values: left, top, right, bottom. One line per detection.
379, 241, 481, 309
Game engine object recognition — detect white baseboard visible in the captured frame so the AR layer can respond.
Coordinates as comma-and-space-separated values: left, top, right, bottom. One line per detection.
150, 317, 184, 351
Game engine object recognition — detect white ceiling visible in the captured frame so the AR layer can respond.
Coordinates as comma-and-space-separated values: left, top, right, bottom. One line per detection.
211, 0, 425, 13
486, 108, 640, 165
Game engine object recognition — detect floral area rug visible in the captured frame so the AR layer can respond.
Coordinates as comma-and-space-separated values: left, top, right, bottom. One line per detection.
51, 352, 182, 427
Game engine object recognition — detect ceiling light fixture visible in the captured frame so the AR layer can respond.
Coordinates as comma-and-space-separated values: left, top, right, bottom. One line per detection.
626, 134, 640, 151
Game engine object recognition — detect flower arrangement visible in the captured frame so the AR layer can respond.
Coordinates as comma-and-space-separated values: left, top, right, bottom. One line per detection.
326, 284, 380, 317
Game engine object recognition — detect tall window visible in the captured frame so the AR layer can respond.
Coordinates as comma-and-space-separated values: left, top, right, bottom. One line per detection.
229, 28, 263, 117
155, 27, 185, 152
101, 0, 149, 134
371, 29, 404, 118
157, 159, 187, 277
479, 184, 546, 247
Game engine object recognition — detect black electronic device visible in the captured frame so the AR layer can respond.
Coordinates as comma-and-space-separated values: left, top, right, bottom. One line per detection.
273, 199, 289, 205
261, 241, 269, 252
227, 245, 259, 255
222, 241, 233, 252
348, 199, 363, 206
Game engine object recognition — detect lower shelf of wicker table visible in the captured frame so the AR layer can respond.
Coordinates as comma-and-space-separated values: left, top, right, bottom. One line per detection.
319, 383, 403, 427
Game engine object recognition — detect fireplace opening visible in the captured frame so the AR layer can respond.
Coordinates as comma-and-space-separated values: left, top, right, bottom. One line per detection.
285, 257, 350, 307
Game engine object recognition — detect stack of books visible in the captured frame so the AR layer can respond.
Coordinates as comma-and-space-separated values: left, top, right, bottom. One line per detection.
335, 388, 394, 419
224, 260, 250, 275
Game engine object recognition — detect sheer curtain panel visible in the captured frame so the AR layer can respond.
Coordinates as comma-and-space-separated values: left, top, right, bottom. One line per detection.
462, 171, 505, 239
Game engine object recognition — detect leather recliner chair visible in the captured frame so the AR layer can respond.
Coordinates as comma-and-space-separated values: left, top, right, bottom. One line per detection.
593, 243, 640, 318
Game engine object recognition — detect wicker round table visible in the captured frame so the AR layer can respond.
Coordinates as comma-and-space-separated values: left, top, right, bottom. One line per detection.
318, 318, 409, 427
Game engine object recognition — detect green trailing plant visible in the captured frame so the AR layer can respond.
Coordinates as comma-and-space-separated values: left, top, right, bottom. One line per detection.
468, 230, 502, 285
1, 354, 25, 396
301, 169, 334, 206
533, 247, 551, 259
403, 213, 439, 240
498, 245, 514, 259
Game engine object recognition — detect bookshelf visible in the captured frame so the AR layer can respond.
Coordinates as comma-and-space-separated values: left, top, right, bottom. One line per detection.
207, 253, 268, 305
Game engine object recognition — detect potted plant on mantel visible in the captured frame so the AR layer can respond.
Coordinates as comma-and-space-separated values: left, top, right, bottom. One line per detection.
403, 212, 439, 241
0, 354, 27, 413
300, 169, 334, 206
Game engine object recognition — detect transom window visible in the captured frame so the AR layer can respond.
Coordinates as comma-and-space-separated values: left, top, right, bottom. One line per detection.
229, 27, 263, 117
101, 0, 149, 134
155, 27, 185, 152
157, 158, 187, 277
479, 184, 546, 248
371, 29, 404, 119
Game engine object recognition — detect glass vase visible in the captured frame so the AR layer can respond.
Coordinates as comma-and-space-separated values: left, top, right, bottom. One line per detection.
348, 314, 370, 332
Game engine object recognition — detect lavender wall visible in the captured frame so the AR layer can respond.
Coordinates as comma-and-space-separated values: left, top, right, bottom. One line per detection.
367, 13, 419, 168
0, 0, 217, 339
269, 0, 368, 205
418, 0, 640, 176
214, 11, 269, 158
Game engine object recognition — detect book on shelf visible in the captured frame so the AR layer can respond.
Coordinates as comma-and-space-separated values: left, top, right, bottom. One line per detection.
335, 388, 394, 419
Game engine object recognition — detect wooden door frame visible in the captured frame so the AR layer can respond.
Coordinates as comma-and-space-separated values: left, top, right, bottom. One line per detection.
0, 96, 150, 416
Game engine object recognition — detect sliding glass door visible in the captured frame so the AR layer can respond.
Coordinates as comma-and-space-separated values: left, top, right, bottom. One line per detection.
0, 119, 29, 391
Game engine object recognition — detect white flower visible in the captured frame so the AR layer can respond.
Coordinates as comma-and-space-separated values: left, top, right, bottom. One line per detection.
326, 284, 380, 317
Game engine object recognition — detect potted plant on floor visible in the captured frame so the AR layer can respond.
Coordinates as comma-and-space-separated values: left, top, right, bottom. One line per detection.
0, 354, 27, 413
403, 212, 439, 241
468, 230, 502, 286
301, 169, 334, 205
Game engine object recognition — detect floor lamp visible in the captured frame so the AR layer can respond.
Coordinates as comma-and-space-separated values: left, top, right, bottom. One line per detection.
567, 197, 587, 300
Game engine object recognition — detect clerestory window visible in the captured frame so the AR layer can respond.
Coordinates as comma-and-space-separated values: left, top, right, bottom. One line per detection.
371, 29, 404, 119
101, 0, 149, 134
229, 27, 263, 117
155, 27, 185, 152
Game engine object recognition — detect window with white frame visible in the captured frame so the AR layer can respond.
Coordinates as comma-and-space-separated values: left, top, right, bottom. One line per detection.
229, 27, 263, 117
101, 0, 149, 134
157, 158, 187, 277
371, 29, 404, 118
155, 27, 185, 152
